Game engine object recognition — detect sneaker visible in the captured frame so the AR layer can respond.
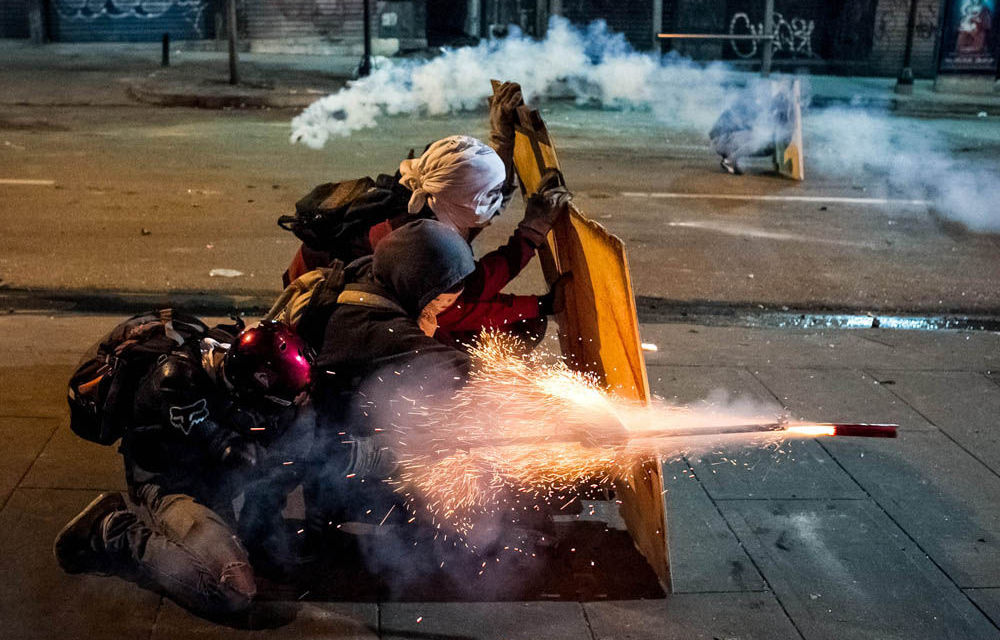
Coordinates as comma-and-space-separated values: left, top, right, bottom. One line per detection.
720, 157, 742, 175
54, 492, 125, 575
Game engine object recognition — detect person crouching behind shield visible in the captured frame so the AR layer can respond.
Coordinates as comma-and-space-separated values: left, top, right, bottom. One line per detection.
709, 80, 793, 175
281, 82, 572, 351
303, 219, 477, 545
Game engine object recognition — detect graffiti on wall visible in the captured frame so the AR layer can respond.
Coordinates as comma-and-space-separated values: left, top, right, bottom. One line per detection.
728, 11, 816, 58
55, 0, 207, 35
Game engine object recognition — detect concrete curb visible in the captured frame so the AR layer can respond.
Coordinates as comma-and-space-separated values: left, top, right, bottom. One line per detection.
4, 287, 1000, 331
126, 77, 338, 110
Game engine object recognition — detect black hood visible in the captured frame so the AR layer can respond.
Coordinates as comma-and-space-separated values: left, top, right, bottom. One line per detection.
371, 219, 475, 316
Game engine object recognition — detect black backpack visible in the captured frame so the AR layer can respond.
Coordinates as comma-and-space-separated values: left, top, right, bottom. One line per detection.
277, 175, 404, 258
67, 309, 235, 445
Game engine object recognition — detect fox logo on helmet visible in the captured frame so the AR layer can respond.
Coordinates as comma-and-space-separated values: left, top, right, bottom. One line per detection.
168, 399, 209, 435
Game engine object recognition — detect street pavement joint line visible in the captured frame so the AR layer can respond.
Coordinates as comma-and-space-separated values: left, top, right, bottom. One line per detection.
680, 452, 808, 640
865, 366, 1000, 482
0, 178, 55, 186
0, 419, 60, 514
579, 601, 598, 640
622, 191, 932, 206
813, 434, 992, 620
744, 369, 984, 634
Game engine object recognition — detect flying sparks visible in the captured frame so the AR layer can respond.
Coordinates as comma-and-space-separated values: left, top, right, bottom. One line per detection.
377, 332, 893, 541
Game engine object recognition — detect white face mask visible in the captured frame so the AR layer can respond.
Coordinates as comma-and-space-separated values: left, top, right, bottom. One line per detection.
418, 290, 463, 337
473, 183, 505, 225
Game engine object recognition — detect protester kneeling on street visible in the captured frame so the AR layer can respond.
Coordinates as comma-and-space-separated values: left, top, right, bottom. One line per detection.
709, 80, 793, 175
54, 316, 313, 619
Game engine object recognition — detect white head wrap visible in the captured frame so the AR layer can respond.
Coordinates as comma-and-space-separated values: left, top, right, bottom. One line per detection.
398, 136, 507, 232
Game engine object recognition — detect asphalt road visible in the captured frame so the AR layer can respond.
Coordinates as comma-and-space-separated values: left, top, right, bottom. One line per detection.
2, 100, 999, 314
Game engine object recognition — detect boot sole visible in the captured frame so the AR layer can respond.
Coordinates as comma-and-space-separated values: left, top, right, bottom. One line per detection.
53, 492, 125, 574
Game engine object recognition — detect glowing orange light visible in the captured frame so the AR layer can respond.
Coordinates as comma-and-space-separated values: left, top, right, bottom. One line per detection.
785, 425, 836, 437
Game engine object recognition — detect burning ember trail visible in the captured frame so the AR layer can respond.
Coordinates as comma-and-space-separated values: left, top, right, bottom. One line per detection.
385, 332, 895, 539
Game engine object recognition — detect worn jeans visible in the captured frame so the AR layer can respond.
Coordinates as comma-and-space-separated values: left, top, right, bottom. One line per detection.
102, 483, 256, 616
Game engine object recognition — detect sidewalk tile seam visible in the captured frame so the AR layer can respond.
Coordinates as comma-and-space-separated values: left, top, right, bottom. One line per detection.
718, 498, 1000, 638
579, 601, 598, 640
680, 455, 807, 640
962, 589, 1000, 632
814, 436, 997, 627
862, 366, 1000, 482
0, 419, 60, 513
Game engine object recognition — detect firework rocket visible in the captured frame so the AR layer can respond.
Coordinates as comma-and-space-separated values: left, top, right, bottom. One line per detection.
454, 419, 897, 450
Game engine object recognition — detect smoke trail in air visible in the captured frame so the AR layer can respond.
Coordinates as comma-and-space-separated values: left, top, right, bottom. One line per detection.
291, 16, 1000, 231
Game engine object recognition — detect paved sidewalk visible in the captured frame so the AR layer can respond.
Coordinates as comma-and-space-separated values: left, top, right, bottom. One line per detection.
2, 311, 999, 639
3, 39, 1000, 115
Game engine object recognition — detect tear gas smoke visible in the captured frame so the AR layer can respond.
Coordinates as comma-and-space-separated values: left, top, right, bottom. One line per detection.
290, 17, 731, 146
291, 17, 999, 232
806, 106, 1000, 232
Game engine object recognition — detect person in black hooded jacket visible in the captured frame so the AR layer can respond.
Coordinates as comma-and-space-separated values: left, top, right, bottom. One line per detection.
306, 218, 476, 531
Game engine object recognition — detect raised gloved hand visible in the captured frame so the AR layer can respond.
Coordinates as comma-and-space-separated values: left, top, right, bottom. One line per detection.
488, 81, 524, 156
538, 271, 573, 316
518, 168, 572, 248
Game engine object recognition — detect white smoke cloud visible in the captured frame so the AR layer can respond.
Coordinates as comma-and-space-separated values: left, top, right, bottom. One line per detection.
291, 16, 1000, 232
806, 106, 1000, 232
290, 18, 732, 147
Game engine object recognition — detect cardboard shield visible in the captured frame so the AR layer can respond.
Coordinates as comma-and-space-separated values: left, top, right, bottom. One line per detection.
498, 82, 671, 591
774, 78, 805, 181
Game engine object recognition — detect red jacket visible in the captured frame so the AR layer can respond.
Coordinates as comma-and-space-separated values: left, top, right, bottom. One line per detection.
283, 221, 541, 333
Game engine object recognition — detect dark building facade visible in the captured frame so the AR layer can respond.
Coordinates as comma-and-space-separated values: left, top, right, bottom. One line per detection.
4, 0, 997, 80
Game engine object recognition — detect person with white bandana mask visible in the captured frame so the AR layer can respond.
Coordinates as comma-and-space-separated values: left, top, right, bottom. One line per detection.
280, 81, 572, 349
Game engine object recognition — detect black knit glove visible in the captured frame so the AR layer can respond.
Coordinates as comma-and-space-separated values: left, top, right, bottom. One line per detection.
538, 272, 573, 316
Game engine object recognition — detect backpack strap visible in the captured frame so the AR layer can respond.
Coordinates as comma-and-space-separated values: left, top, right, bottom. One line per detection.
159, 308, 185, 346
336, 288, 405, 315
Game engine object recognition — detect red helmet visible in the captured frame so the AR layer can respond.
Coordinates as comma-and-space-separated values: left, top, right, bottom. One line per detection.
224, 321, 314, 406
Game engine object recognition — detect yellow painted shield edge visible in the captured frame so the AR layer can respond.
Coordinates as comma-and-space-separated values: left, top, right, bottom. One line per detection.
505, 83, 671, 591
775, 78, 805, 181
